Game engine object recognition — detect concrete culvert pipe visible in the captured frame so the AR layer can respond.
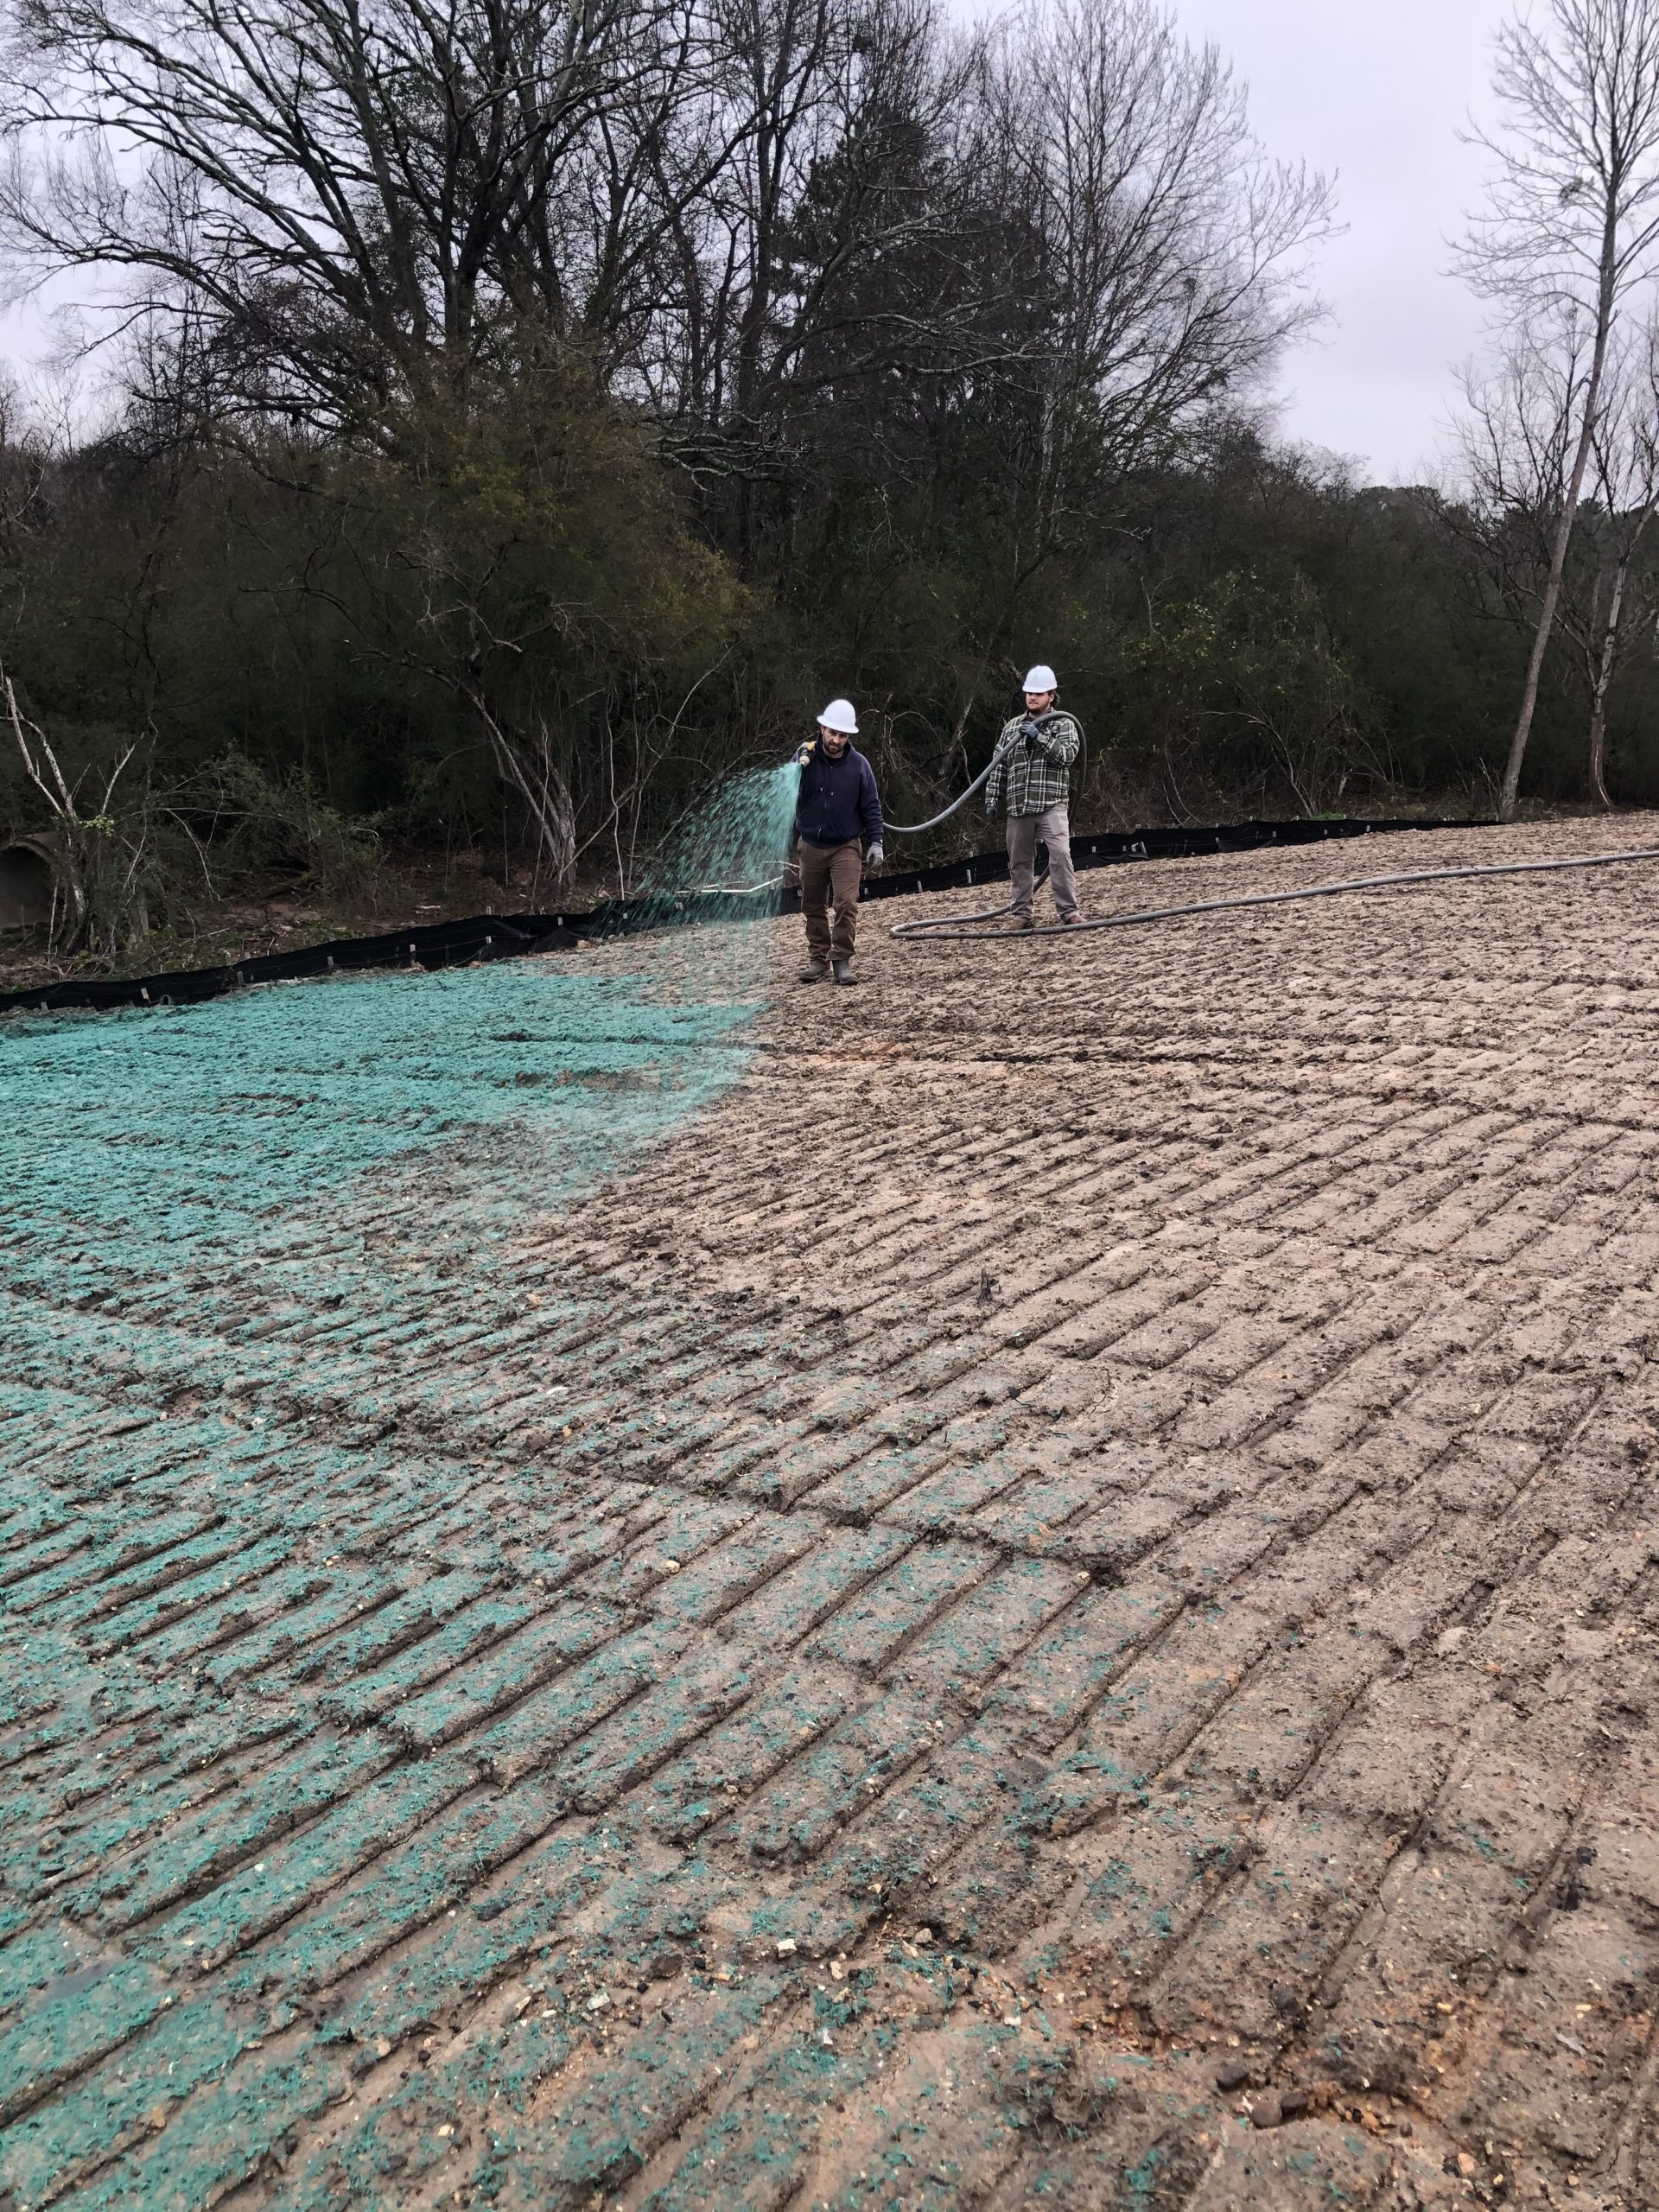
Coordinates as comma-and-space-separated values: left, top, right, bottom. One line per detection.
0, 842, 67, 933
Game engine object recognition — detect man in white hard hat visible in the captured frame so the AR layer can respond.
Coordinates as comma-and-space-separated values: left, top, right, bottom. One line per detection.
791, 699, 885, 984
983, 665, 1083, 930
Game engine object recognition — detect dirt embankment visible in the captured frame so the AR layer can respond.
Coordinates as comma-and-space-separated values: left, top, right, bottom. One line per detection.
6, 815, 1659, 2209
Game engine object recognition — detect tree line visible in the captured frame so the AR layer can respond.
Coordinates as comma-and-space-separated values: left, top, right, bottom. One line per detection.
0, 0, 1657, 952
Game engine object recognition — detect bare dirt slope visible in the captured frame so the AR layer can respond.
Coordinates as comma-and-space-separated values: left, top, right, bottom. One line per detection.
6, 816, 1659, 2211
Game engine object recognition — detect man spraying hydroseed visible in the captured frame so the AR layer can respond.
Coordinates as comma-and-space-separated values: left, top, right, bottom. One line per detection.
792, 698, 885, 986
984, 665, 1084, 931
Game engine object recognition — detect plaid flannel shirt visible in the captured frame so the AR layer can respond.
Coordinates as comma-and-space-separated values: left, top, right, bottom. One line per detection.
983, 709, 1080, 817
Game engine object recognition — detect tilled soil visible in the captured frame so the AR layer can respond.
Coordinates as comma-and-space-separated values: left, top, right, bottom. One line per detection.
5, 816, 1659, 2209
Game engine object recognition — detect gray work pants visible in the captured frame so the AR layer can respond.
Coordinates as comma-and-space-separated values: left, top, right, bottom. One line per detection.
1006, 804, 1078, 921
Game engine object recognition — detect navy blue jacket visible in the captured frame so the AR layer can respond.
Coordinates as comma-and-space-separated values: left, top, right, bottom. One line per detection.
794, 741, 884, 849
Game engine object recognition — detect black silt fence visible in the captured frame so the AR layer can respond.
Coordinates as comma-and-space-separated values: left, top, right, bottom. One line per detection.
0, 815, 1481, 1016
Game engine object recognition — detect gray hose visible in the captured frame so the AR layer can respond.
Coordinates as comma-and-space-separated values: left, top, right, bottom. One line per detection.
886, 758, 995, 836
886, 715, 1087, 840
889, 843, 1659, 942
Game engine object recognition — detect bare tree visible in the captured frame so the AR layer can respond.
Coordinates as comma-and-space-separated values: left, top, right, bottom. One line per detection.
1460, 0, 1659, 819
2, 659, 145, 948
1449, 316, 1581, 720
976, 0, 1333, 582
1452, 305, 1659, 805
1579, 325, 1659, 799
0, 0, 730, 423
0, 373, 54, 554
637, 0, 1008, 537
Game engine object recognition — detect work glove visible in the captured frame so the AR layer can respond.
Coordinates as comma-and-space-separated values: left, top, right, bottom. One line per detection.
792, 741, 815, 766
865, 842, 884, 868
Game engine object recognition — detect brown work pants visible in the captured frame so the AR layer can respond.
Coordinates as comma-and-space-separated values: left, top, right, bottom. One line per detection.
798, 837, 862, 963
1007, 804, 1079, 922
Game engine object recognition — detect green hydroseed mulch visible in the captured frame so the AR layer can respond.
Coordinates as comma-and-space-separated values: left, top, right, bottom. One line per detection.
3, 963, 755, 1262
0, 958, 760, 2205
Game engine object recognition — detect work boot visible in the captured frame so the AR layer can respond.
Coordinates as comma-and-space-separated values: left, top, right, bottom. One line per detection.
798, 959, 829, 983
832, 957, 860, 986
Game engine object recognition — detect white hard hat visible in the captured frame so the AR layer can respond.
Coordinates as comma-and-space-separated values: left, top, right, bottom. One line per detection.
1022, 664, 1058, 693
817, 697, 859, 734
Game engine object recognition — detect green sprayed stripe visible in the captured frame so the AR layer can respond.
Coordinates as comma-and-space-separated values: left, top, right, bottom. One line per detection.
318, 1594, 538, 1726
87, 1734, 395, 1934
382, 1601, 622, 1750
473, 1624, 683, 1788
0, 1958, 168, 2126
83, 1537, 295, 1657
132, 1752, 476, 1972
221, 1778, 565, 2004
0, 1996, 251, 2207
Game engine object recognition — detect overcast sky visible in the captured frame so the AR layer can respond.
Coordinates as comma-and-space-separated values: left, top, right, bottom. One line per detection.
1192, 0, 1501, 483
1, 0, 1506, 480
